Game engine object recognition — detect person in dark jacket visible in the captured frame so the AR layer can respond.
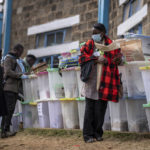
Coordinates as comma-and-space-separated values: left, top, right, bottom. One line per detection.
16, 54, 37, 100
1, 44, 24, 138
0, 49, 8, 117
23, 54, 37, 73
0, 49, 8, 138
79, 23, 122, 143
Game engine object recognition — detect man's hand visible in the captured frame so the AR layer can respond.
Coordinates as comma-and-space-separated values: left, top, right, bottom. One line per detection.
95, 56, 108, 64
24, 72, 30, 75
21, 75, 29, 79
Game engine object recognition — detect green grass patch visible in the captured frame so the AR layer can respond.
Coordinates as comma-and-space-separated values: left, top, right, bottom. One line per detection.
23, 128, 82, 138
22, 128, 150, 141
104, 131, 150, 141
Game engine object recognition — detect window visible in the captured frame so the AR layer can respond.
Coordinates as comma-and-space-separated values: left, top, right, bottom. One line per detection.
36, 33, 45, 48
53, 55, 60, 68
64, 28, 72, 42
131, 0, 140, 15
46, 57, 51, 65
129, 23, 142, 34
36, 28, 72, 48
121, 0, 144, 34
38, 58, 44, 63
35, 28, 72, 68
47, 33, 55, 46
124, 3, 130, 21
123, 0, 144, 21
56, 32, 63, 44
36, 54, 60, 68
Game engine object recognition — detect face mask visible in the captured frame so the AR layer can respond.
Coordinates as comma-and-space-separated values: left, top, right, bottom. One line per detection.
92, 34, 102, 43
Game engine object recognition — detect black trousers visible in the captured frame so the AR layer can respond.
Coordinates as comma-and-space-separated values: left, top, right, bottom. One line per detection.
1, 91, 17, 132
83, 97, 108, 141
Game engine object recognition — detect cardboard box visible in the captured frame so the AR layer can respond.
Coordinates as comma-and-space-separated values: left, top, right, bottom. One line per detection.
119, 39, 145, 62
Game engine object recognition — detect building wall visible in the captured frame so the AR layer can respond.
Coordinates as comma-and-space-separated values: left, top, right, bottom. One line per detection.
143, 0, 150, 35
9, 0, 150, 57
108, 0, 123, 39
10, 0, 98, 57
109, 0, 150, 40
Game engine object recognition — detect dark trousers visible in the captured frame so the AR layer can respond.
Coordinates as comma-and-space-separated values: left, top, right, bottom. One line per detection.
1, 91, 17, 132
83, 98, 108, 141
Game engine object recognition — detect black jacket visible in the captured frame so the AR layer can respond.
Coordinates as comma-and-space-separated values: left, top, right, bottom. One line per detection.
0, 65, 7, 116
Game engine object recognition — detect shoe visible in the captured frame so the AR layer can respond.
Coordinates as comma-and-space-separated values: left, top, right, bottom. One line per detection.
96, 137, 103, 141
5, 131, 17, 137
85, 138, 95, 143
1, 132, 7, 138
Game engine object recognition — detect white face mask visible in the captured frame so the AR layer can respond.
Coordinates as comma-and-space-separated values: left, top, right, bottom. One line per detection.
92, 34, 102, 43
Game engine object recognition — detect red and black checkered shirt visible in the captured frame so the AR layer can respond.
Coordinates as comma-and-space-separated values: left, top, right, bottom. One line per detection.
79, 35, 122, 102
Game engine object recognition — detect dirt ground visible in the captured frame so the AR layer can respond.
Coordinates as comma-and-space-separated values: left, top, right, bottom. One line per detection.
0, 130, 150, 150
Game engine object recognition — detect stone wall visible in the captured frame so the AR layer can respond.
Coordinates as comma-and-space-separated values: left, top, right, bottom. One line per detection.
108, 0, 123, 39
10, 0, 98, 57
10, 0, 150, 57
143, 0, 150, 35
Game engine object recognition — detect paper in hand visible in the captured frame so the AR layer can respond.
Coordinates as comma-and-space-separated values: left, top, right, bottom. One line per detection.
95, 41, 120, 52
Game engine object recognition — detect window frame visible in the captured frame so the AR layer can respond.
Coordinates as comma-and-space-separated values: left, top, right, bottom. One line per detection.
36, 29, 67, 48
122, 0, 144, 34
36, 33, 45, 48
129, 23, 142, 34
35, 28, 71, 68
123, 0, 143, 21
36, 54, 60, 68
45, 32, 56, 47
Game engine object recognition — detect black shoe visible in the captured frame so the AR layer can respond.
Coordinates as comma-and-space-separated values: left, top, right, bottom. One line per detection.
96, 137, 103, 141
1, 132, 7, 138
85, 138, 95, 143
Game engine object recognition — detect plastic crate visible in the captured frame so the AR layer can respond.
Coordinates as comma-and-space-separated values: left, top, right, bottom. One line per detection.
60, 98, 79, 129
76, 97, 85, 129
48, 100, 63, 129
37, 72, 50, 100
140, 67, 150, 103
22, 102, 39, 128
125, 61, 150, 99
47, 68, 65, 99
143, 103, 150, 131
61, 67, 79, 98
37, 100, 50, 128
109, 100, 128, 131
125, 99, 148, 132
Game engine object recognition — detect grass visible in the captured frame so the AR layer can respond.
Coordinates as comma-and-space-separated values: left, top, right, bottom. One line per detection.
23, 128, 82, 138
22, 128, 150, 141
104, 131, 150, 141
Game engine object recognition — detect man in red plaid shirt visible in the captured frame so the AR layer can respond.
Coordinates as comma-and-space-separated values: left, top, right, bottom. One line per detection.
79, 23, 122, 143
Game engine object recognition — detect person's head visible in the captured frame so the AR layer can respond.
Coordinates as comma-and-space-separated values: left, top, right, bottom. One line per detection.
26, 54, 37, 67
13, 44, 24, 58
92, 23, 106, 43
